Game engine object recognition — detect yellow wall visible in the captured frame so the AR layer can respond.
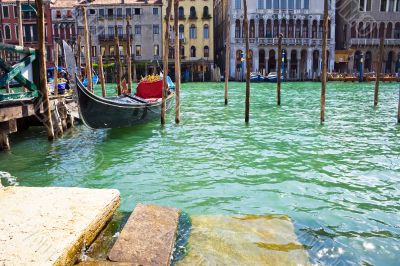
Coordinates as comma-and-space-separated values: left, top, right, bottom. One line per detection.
162, 0, 214, 62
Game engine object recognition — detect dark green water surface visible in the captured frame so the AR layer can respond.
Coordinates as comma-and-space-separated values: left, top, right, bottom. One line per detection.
1, 82, 399, 265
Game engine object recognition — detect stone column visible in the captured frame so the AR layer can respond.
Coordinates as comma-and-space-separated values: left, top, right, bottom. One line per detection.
307, 49, 312, 79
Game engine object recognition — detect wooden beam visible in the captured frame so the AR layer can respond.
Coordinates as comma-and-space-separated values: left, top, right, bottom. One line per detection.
82, 7, 92, 91
174, 0, 181, 124
374, 34, 384, 107
77, 35, 82, 80
161, 0, 172, 125
224, 0, 230, 105
54, 43, 59, 96
99, 54, 106, 97
115, 26, 122, 96
277, 33, 283, 106
35, 0, 54, 140
244, 0, 250, 123
126, 17, 132, 93
320, 0, 328, 124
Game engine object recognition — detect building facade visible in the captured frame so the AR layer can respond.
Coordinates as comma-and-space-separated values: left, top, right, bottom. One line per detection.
51, 0, 77, 47
216, 0, 336, 80
75, 0, 163, 79
0, 0, 54, 62
335, 0, 400, 74
162, 0, 214, 81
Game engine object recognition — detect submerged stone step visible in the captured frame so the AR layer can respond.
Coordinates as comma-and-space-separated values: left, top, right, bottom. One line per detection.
0, 186, 120, 266
176, 214, 311, 266
108, 204, 180, 265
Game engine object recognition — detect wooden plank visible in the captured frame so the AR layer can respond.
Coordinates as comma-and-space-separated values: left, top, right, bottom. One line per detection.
0, 187, 120, 265
108, 204, 180, 265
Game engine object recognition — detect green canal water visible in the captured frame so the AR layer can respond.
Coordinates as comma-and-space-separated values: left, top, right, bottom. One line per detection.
1, 82, 400, 265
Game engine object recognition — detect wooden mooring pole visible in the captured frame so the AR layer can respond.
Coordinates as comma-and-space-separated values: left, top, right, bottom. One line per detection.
54, 43, 59, 96
224, 0, 230, 105
77, 35, 82, 80
126, 17, 132, 93
320, 0, 328, 124
35, 0, 54, 140
99, 54, 106, 97
161, 0, 172, 125
374, 34, 384, 107
174, 0, 181, 124
115, 26, 122, 96
82, 7, 92, 91
244, 0, 250, 123
277, 33, 283, 106
398, 86, 400, 124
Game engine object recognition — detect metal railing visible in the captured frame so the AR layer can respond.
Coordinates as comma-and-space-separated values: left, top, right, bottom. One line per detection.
234, 37, 330, 46
349, 38, 400, 46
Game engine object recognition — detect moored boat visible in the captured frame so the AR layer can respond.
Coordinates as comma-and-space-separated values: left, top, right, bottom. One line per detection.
75, 76, 175, 129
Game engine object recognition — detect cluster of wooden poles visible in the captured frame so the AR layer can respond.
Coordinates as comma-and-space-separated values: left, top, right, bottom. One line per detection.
223, 0, 400, 125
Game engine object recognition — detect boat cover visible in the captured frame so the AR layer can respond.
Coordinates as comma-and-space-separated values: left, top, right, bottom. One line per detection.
136, 80, 163, 99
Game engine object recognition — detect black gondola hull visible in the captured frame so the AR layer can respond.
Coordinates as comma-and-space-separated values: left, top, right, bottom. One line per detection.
76, 78, 174, 129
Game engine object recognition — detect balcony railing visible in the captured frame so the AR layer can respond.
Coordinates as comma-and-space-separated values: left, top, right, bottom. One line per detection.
349, 38, 400, 46
235, 37, 331, 46
98, 34, 130, 41
202, 14, 211, 19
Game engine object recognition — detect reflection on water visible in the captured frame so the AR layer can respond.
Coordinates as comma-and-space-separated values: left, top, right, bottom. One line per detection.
0, 82, 399, 265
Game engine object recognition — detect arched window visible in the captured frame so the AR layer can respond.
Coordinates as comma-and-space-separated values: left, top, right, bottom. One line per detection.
203, 6, 210, 18
178, 7, 184, 18
235, 20, 241, 38
189, 24, 196, 39
235, 0, 241, 9
204, 46, 209, 57
54, 25, 59, 37
203, 24, 209, 39
289, 0, 294, 9
394, 22, 400, 39
4, 25, 11, 39
190, 46, 196, 57
179, 24, 184, 39
189, 6, 196, 19
180, 45, 185, 57
250, 19, 255, 38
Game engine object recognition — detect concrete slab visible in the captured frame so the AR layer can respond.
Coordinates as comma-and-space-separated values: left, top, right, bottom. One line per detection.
108, 204, 180, 266
0, 186, 120, 266
176, 214, 311, 266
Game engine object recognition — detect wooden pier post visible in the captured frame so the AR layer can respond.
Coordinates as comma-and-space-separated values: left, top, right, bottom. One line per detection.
320, 0, 328, 124
35, 0, 54, 140
244, 0, 250, 123
54, 43, 59, 96
115, 26, 122, 96
398, 87, 400, 124
99, 54, 106, 97
174, 0, 181, 124
161, 0, 172, 125
77, 35, 82, 80
16, 1, 24, 47
126, 17, 132, 93
374, 34, 384, 107
224, 0, 230, 106
82, 7, 92, 92
277, 33, 283, 106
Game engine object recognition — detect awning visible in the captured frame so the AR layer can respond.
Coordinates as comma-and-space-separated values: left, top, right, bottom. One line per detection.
335, 50, 353, 63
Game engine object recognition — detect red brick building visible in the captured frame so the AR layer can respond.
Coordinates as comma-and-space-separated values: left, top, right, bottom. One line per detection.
0, 0, 54, 63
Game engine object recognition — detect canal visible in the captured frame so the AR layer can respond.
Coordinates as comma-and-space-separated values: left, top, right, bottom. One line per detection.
0, 82, 399, 265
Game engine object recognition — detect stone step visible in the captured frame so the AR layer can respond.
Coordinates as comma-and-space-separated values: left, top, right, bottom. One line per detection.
0, 186, 120, 266
108, 204, 180, 266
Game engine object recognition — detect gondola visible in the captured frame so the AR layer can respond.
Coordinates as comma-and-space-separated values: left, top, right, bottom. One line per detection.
75, 76, 175, 129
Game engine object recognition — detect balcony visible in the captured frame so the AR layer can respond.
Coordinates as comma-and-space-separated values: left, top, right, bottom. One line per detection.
202, 14, 212, 20
179, 15, 185, 20
188, 14, 198, 20
235, 37, 331, 47
349, 38, 400, 46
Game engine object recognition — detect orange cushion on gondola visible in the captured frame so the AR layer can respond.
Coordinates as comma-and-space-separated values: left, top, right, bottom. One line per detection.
136, 80, 163, 99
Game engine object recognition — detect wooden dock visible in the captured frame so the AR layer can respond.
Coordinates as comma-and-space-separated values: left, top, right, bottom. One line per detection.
0, 95, 78, 150
0, 186, 120, 265
108, 204, 180, 265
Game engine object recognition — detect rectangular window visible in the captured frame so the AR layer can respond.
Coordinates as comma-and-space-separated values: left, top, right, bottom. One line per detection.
99, 9, 105, 17
303, 0, 309, 9
126, 8, 131, 17
154, 44, 159, 56
266, 0, 272, 9
108, 26, 114, 37
134, 8, 141, 15
153, 25, 159, 35
15, 25, 19, 40
117, 8, 122, 17
380, 0, 387, 11
153, 8, 158, 15
3, 6, 9, 18
296, 0, 301, 8
281, 0, 287, 9
258, 0, 264, 9
135, 25, 141, 35
273, 0, 279, 9
289, 0, 295, 9
135, 45, 141, 57
89, 9, 95, 15
100, 46, 105, 56
107, 8, 114, 17
14, 6, 17, 18
388, 0, 395, 11
360, 0, 372, 11
235, 0, 241, 9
